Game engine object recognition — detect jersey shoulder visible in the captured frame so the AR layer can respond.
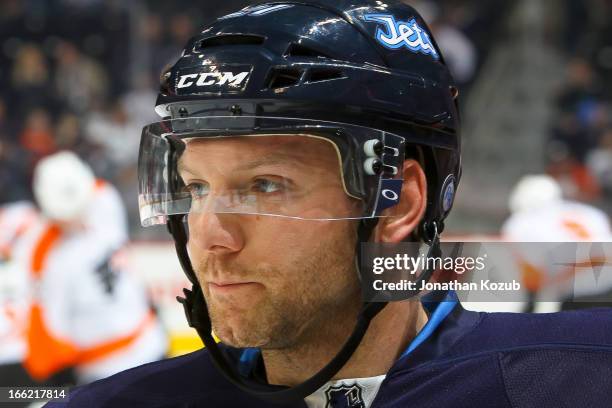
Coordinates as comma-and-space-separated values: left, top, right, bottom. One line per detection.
463, 309, 612, 408
404, 306, 612, 370
473, 307, 612, 350
377, 308, 612, 408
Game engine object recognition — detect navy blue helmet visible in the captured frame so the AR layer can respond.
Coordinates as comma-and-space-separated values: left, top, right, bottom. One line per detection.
154, 0, 461, 232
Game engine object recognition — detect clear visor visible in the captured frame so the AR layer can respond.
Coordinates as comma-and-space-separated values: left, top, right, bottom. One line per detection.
138, 116, 405, 226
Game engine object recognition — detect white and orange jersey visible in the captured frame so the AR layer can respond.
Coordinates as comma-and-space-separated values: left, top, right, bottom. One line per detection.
82, 179, 128, 254
502, 200, 612, 242
501, 200, 612, 299
0, 201, 38, 365
0, 182, 167, 383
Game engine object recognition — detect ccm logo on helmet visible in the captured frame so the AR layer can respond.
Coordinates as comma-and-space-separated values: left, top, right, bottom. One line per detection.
363, 14, 439, 60
177, 72, 250, 89
174, 65, 253, 95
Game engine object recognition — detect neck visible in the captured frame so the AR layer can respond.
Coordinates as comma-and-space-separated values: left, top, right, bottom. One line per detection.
263, 300, 428, 386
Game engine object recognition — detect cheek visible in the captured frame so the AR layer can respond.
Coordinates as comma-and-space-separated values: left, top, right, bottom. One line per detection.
250, 218, 334, 249
247, 218, 356, 272
185, 214, 212, 266
239, 219, 303, 269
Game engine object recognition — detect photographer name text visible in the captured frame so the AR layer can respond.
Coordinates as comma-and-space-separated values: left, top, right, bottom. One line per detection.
372, 279, 521, 292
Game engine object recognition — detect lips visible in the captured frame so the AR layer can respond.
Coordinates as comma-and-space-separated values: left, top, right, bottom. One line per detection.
210, 279, 254, 286
208, 281, 262, 294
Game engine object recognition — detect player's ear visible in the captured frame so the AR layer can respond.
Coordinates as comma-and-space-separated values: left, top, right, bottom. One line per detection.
373, 159, 427, 243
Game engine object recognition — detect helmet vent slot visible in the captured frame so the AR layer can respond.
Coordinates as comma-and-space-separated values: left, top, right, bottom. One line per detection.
197, 34, 265, 50
266, 68, 303, 89
307, 68, 345, 83
285, 43, 330, 59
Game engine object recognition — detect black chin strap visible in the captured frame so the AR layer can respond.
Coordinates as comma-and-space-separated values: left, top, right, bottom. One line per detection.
169, 215, 440, 405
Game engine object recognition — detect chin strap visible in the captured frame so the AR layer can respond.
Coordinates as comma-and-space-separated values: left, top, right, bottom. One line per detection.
413, 221, 442, 293
169, 215, 440, 404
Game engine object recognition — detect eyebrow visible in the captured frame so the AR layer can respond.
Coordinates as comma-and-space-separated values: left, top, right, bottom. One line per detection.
234, 152, 309, 172
177, 160, 197, 176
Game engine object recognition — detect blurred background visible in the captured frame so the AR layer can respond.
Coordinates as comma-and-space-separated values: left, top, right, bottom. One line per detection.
0, 0, 611, 394
2, 0, 612, 235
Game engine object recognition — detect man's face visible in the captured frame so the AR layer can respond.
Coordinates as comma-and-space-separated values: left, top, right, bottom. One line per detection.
179, 135, 362, 349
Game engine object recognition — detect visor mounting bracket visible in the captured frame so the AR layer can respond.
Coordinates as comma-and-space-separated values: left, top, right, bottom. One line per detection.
229, 104, 243, 116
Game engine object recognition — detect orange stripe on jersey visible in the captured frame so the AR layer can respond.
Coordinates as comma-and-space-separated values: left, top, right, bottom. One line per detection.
23, 223, 74, 380
561, 219, 591, 240
516, 257, 546, 293
552, 256, 610, 285
23, 303, 79, 381
94, 178, 107, 192
0, 245, 9, 260
76, 311, 156, 365
30, 224, 62, 279
24, 305, 156, 380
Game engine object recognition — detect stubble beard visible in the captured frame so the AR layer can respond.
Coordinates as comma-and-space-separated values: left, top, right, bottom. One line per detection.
196, 232, 360, 350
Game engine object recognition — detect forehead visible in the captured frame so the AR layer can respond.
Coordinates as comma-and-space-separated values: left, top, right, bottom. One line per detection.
178, 134, 341, 169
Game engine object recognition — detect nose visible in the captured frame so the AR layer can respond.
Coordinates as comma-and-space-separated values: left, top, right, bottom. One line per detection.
188, 211, 245, 255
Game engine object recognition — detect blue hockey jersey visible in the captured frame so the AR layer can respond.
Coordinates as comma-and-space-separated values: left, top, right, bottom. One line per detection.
45, 295, 612, 408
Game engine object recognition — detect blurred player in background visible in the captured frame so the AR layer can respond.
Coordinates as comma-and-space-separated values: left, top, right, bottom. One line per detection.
502, 174, 612, 312
0, 151, 167, 391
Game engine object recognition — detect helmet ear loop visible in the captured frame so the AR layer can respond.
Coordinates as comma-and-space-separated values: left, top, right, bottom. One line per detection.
415, 220, 442, 290
167, 215, 197, 285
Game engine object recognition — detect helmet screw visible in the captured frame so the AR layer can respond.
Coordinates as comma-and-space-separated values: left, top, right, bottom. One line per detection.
364, 158, 382, 176
364, 139, 383, 157
178, 107, 188, 118
229, 104, 242, 115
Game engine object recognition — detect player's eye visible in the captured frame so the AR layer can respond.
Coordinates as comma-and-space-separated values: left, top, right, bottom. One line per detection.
252, 178, 285, 194
184, 182, 210, 199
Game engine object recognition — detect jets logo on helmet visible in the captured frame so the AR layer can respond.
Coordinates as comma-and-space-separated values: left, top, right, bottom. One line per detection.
363, 14, 439, 60
441, 175, 456, 213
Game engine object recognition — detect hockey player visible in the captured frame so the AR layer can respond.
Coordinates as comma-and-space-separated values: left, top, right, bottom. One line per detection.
502, 174, 612, 312
0, 152, 166, 387
503, 175, 612, 242
47, 1, 612, 407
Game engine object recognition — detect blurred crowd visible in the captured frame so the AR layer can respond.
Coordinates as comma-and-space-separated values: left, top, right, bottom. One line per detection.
0, 0, 231, 234
411, 0, 512, 92
545, 0, 612, 208
0, 0, 525, 236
